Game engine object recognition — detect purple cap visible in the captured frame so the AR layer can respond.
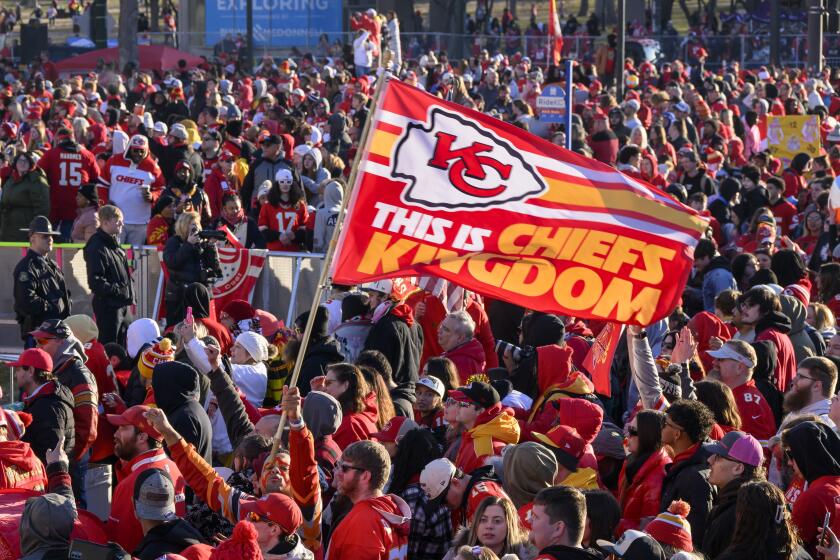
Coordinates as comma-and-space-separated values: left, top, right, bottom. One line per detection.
703, 431, 763, 467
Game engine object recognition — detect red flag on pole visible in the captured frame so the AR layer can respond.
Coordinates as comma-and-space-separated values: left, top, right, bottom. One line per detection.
331, 78, 706, 326
582, 322, 622, 397
548, 0, 564, 65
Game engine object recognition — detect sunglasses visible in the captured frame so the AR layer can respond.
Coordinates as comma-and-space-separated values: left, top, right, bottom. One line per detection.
335, 461, 366, 474
247, 511, 276, 526
626, 426, 638, 437
35, 337, 56, 345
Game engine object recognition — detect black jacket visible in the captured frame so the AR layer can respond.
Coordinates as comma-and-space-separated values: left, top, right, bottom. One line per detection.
536, 545, 605, 560
21, 380, 75, 466
133, 518, 206, 560
701, 477, 743, 558
150, 141, 204, 185
391, 382, 416, 418
364, 312, 423, 385
298, 337, 344, 396
660, 444, 715, 547
151, 361, 213, 463
162, 235, 216, 289
240, 155, 293, 215
83, 228, 135, 308
13, 249, 70, 339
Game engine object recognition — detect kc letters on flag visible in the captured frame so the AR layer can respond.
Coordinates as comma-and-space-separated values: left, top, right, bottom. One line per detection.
332, 79, 707, 326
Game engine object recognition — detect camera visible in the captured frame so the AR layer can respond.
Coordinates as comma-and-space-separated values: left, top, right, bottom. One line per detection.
495, 340, 523, 362
198, 229, 228, 241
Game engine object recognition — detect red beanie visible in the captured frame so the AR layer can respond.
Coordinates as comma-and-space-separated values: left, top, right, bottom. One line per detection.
209, 520, 263, 560
646, 500, 693, 552
222, 299, 256, 323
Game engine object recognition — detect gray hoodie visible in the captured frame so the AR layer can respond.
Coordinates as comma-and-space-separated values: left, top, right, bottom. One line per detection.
313, 180, 343, 253
20, 491, 76, 560
302, 390, 342, 440
779, 294, 816, 364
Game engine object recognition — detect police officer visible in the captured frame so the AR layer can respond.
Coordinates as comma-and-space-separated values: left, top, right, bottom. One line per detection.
13, 216, 70, 345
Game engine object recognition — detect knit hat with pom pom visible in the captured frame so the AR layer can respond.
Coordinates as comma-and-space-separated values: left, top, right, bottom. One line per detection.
209, 520, 264, 560
138, 337, 175, 379
645, 500, 693, 552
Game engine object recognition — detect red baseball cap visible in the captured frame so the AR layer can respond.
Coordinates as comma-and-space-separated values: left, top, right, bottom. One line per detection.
6, 348, 53, 372
370, 416, 419, 443
533, 425, 585, 472
248, 493, 303, 535
107, 405, 163, 441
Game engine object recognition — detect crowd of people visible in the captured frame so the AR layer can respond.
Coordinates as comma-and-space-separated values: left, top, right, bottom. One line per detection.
4, 4, 840, 560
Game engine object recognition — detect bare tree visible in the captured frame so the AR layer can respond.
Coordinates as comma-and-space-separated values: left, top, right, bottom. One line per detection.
119, 0, 139, 71
429, 0, 467, 58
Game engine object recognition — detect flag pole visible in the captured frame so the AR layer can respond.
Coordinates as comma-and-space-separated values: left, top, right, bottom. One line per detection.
268, 66, 392, 459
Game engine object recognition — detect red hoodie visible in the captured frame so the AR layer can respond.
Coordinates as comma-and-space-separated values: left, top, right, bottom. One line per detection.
687, 311, 734, 374
0, 440, 46, 492
443, 338, 486, 384
326, 494, 410, 560
333, 391, 379, 450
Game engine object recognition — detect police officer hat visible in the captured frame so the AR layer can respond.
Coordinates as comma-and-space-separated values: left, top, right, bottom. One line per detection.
21, 216, 61, 236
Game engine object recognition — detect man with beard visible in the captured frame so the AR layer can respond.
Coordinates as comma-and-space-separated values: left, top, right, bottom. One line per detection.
105, 405, 186, 553
98, 134, 165, 246
327, 440, 411, 560
780, 357, 837, 425
738, 287, 796, 393
146, 345, 321, 558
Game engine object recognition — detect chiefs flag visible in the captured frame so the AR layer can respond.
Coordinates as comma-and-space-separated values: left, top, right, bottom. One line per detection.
332, 79, 707, 326
548, 0, 563, 64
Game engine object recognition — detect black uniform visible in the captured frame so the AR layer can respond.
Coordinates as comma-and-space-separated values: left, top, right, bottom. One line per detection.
83, 228, 135, 345
13, 249, 70, 340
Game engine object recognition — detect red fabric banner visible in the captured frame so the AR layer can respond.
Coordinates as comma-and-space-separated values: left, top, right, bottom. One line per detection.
331, 79, 707, 326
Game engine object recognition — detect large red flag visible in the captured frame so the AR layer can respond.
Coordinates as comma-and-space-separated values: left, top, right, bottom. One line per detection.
582, 322, 623, 397
548, 0, 564, 65
331, 79, 707, 326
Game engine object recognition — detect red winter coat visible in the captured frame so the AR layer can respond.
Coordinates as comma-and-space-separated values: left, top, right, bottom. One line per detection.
333, 391, 379, 450
0, 440, 47, 492
443, 338, 487, 383
617, 448, 672, 535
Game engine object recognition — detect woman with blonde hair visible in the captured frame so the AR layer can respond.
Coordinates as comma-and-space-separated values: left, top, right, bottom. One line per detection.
444, 495, 534, 560
808, 302, 837, 340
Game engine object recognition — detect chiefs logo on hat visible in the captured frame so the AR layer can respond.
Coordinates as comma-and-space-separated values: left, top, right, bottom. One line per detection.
392, 108, 548, 210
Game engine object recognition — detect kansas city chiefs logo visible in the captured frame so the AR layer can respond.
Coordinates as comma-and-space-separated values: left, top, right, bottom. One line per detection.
391, 108, 548, 210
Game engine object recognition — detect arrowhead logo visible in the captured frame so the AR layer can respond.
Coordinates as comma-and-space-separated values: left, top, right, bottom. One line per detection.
391, 107, 548, 211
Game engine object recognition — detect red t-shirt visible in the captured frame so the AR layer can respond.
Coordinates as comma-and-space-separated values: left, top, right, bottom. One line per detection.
732, 380, 777, 445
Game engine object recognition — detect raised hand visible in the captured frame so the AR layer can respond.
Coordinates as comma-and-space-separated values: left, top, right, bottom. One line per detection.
46, 435, 67, 465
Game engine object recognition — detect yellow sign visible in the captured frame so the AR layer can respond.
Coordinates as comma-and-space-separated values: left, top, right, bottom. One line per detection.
766, 115, 821, 168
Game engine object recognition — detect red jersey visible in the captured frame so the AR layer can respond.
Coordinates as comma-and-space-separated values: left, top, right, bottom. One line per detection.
732, 380, 777, 446
37, 144, 100, 222
258, 200, 308, 251
413, 408, 445, 429
771, 198, 798, 236
326, 494, 411, 560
